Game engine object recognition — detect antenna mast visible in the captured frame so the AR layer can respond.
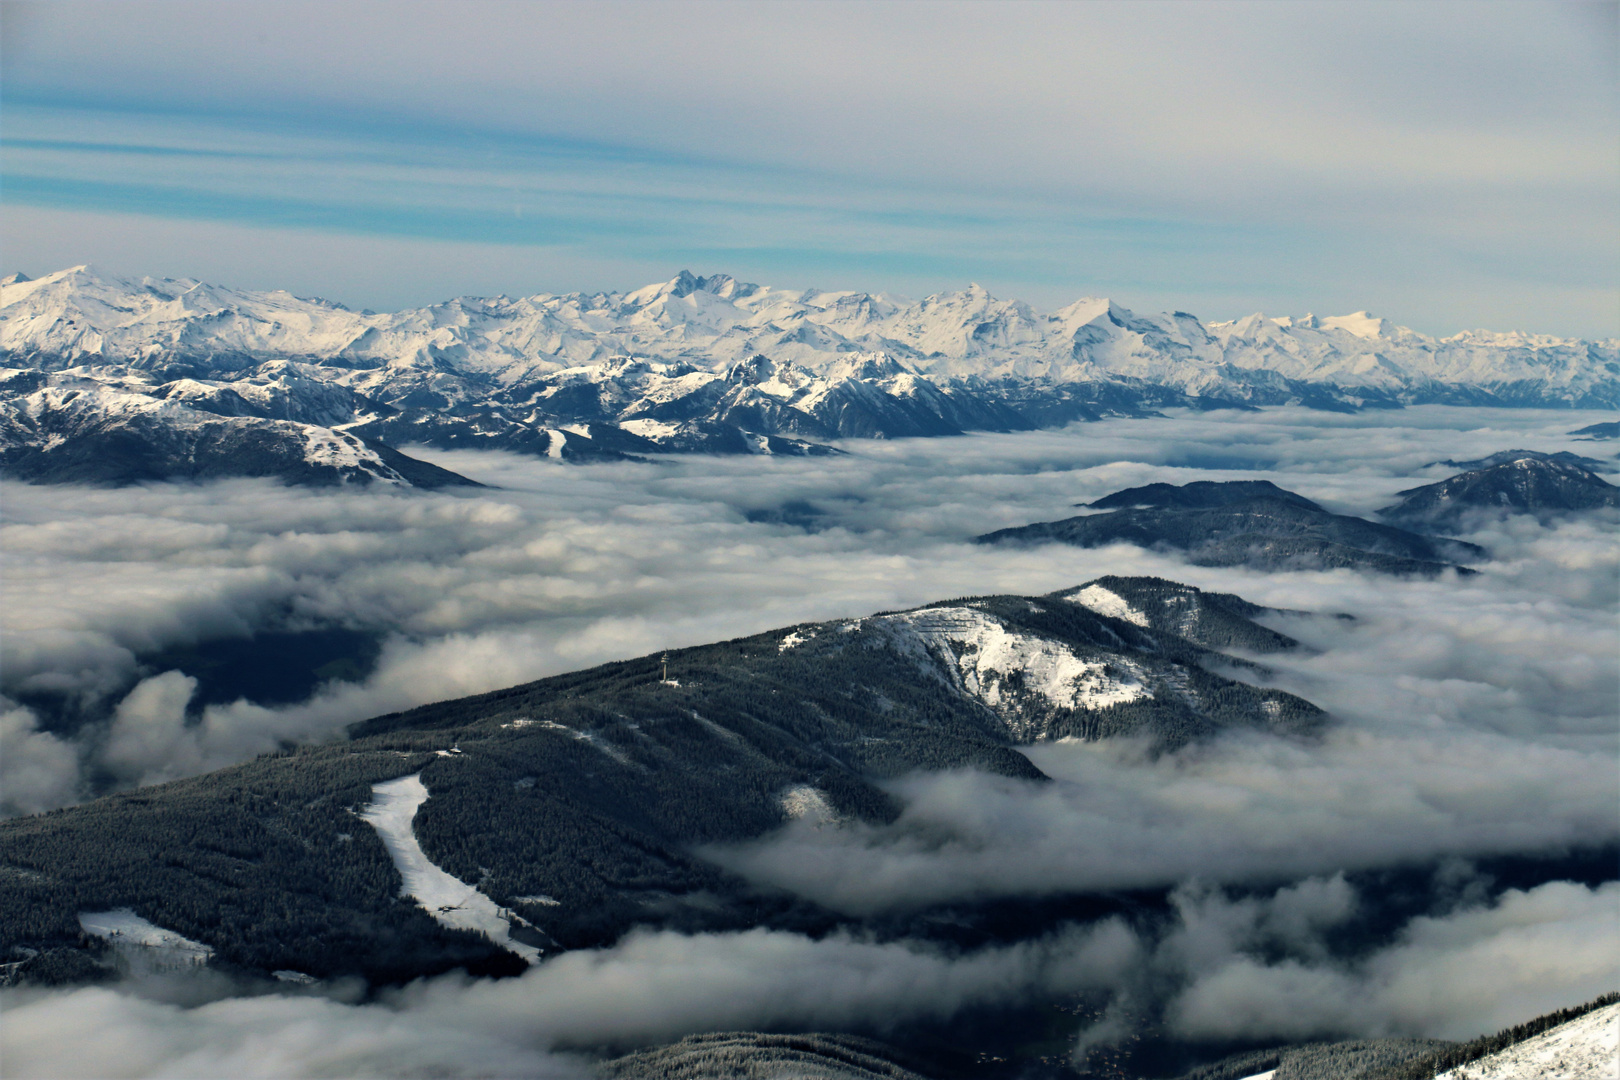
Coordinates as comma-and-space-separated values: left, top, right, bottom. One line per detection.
660, 653, 669, 682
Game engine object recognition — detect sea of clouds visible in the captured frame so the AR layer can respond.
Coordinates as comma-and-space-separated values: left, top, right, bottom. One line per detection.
2, 405, 1616, 1075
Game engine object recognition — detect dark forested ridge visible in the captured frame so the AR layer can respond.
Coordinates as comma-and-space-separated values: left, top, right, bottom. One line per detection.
1379, 455, 1620, 530
979, 481, 1487, 577
0, 577, 1325, 989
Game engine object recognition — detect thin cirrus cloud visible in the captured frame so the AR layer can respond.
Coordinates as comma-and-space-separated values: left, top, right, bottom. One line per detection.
1, 0, 1615, 333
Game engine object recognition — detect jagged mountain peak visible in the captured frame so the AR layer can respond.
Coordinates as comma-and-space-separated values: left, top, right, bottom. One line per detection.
1318, 311, 1397, 340
821, 351, 914, 382
723, 352, 811, 388
622, 269, 762, 308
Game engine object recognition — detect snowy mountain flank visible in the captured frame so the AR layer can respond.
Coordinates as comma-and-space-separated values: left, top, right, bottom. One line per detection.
2, 266, 1615, 484
1431, 1001, 1619, 1080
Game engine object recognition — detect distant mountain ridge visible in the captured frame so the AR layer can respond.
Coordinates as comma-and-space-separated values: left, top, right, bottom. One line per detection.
1381, 455, 1620, 529
981, 480, 1487, 577
5, 266, 1613, 483
5, 265, 1615, 405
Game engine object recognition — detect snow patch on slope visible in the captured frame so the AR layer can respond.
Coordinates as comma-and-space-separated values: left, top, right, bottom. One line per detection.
878, 607, 1148, 721
359, 773, 541, 963
301, 426, 380, 472
618, 418, 681, 440
1069, 584, 1151, 627
1435, 1002, 1620, 1080
778, 629, 814, 651
780, 785, 838, 826
78, 909, 213, 972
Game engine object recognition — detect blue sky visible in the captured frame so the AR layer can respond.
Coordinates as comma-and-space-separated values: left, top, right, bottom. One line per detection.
2, 0, 1615, 336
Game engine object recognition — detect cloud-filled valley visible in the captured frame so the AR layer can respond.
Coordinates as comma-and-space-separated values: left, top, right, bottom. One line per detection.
2, 404, 1616, 1075
4, 876, 1614, 1077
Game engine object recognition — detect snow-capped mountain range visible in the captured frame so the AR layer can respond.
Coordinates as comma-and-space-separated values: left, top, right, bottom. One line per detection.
2, 266, 1614, 484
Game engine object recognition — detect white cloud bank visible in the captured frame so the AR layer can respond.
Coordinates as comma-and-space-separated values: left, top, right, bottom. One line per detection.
3, 879, 1612, 1077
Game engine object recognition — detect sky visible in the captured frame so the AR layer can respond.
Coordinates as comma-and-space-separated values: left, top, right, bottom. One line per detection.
1, 0, 1616, 337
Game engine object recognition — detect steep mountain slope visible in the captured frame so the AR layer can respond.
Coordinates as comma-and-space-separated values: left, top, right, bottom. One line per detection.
1381, 456, 1620, 529
0, 578, 1323, 986
979, 481, 1485, 576
1427, 1000, 1619, 1080
1364, 994, 1620, 1080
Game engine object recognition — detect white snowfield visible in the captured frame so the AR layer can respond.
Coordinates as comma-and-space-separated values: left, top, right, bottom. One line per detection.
3, 265, 1613, 406
77, 909, 213, 970
877, 606, 1148, 737
1069, 584, 1151, 628
359, 773, 541, 964
1435, 1002, 1620, 1080
780, 785, 839, 826
778, 629, 813, 651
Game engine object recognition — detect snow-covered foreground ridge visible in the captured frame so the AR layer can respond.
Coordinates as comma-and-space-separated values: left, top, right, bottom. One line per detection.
4, 266, 1614, 409
1434, 1000, 1619, 1080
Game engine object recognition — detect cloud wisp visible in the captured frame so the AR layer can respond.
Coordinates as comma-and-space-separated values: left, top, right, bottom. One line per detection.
709, 727, 1616, 914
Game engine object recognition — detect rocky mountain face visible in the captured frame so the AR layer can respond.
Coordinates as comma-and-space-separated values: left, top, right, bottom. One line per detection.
979, 481, 1487, 576
2, 266, 1614, 483
0, 577, 1323, 987
1380, 455, 1620, 530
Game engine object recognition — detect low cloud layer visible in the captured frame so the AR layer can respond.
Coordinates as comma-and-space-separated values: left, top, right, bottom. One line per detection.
710, 727, 1616, 913
2, 405, 1614, 1072
1162, 878, 1620, 1043
4, 878, 1612, 1077
2, 406, 1612, 811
